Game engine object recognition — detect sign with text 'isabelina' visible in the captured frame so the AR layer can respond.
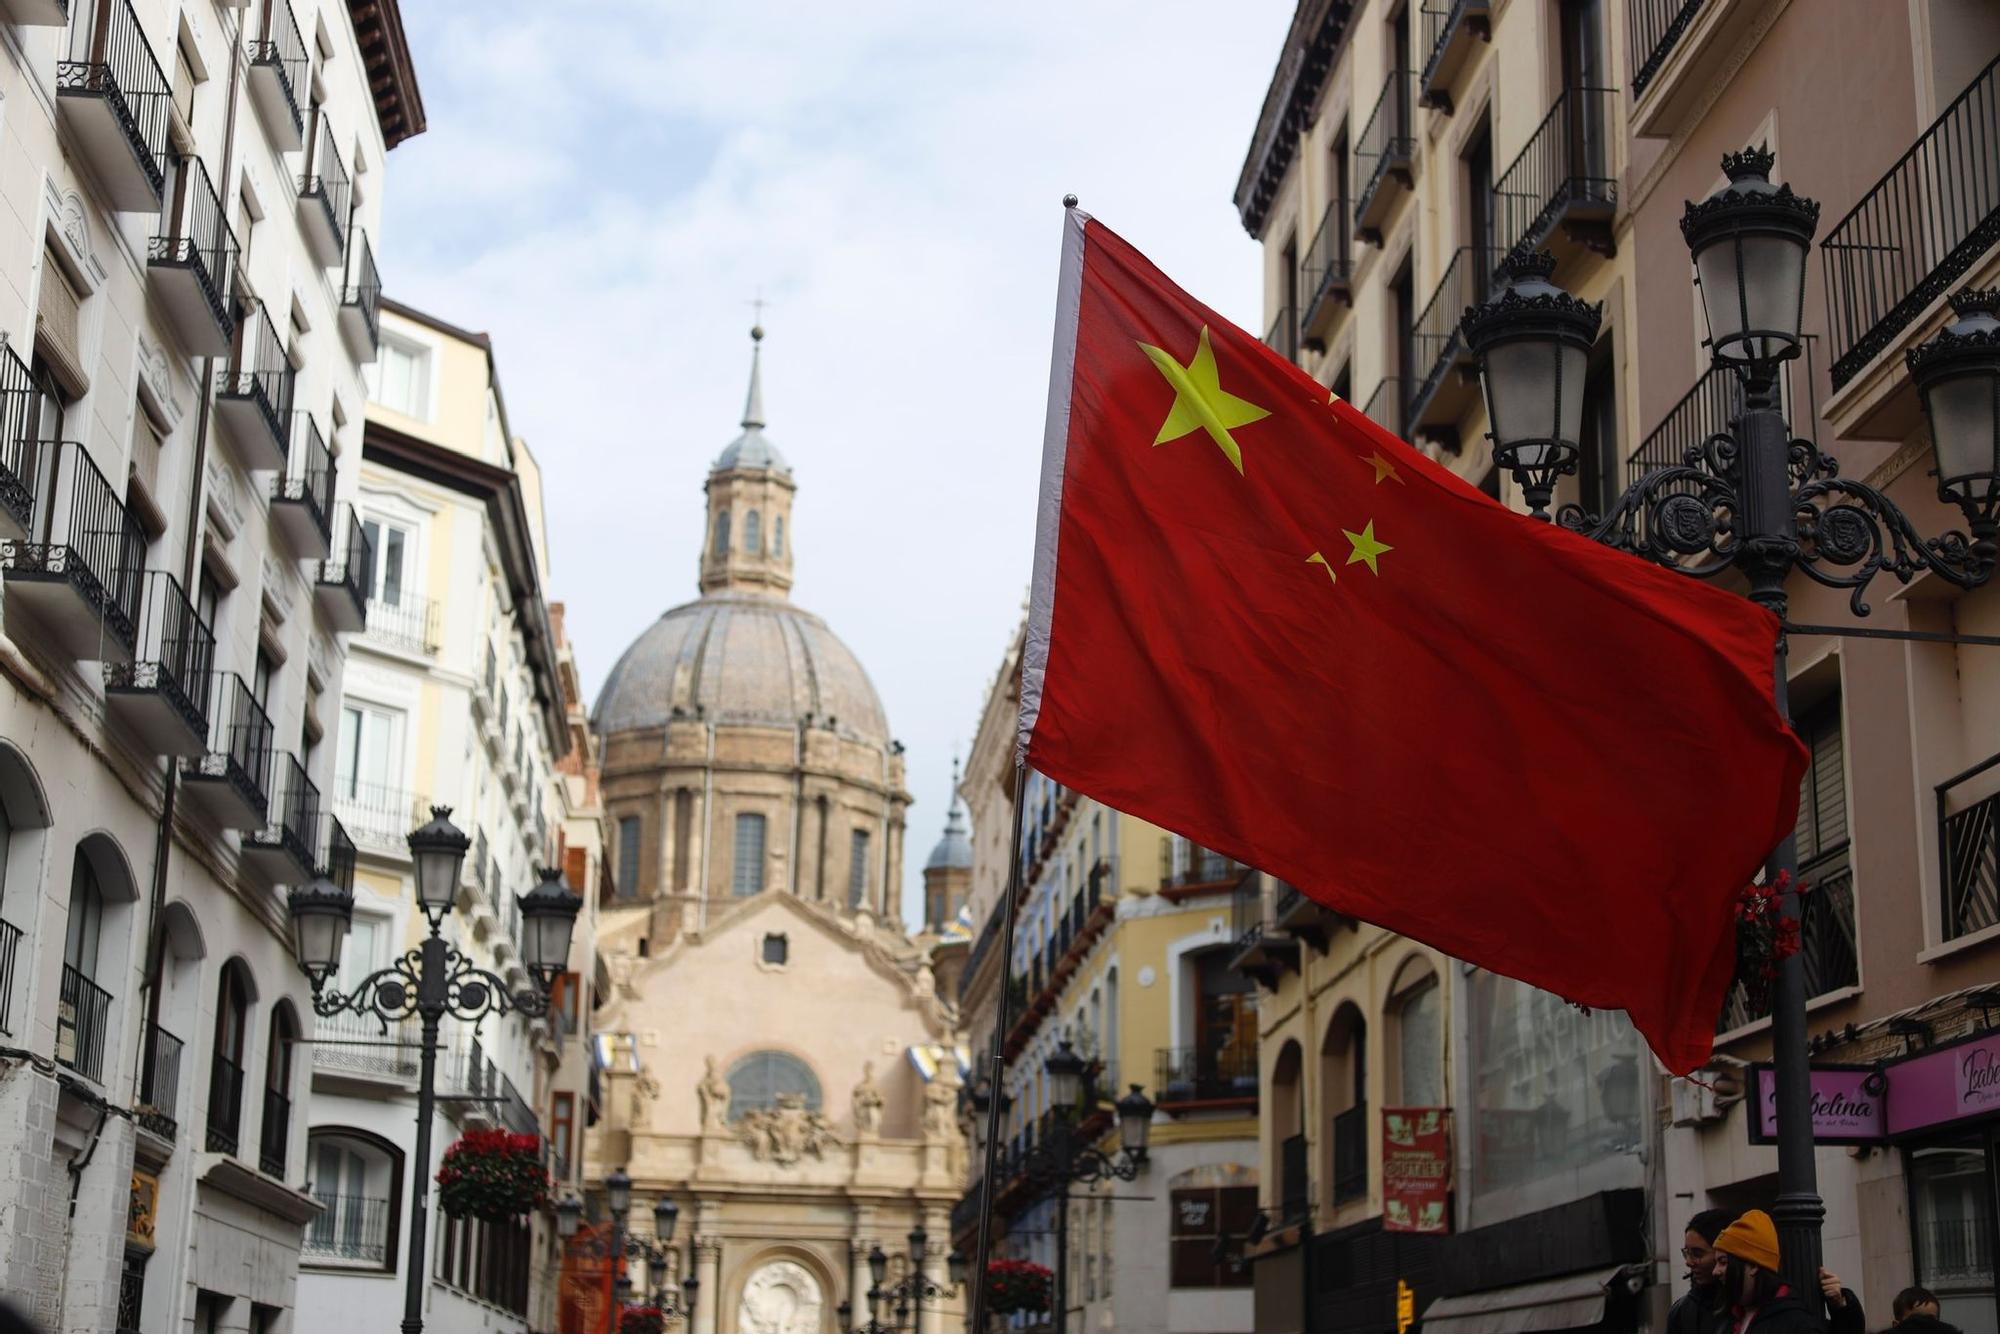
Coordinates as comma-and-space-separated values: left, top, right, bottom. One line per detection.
1748, 1064, 1886, 1145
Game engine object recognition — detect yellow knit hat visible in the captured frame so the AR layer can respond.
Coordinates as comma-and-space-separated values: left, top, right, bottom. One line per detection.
1713, 1209, 1780, 1271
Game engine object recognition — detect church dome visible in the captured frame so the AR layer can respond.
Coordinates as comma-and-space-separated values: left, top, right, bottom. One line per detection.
925, 787, 972, 872
593, 594, 890, 744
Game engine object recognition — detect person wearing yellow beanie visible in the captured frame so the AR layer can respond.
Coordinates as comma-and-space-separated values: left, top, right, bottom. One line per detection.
1715, 1210, 1780, 1272
1712, 1211, 1828, 1334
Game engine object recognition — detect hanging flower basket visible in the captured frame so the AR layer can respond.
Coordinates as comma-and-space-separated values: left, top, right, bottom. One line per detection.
620, 1307, 665, 1334
436, 1129, 549, 1222
1735, 870, 1813, 1013
986, 1258, 1053, 1315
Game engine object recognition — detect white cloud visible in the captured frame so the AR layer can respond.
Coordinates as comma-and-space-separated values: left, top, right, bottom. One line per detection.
383, 0, 1293, 921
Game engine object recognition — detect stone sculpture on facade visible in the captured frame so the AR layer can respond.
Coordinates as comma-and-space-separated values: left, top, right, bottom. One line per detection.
737, 1094, 837, 1165
851, 1062, 885, 1136
738, 1259, 824, 1334
698, 1055, 730, 1131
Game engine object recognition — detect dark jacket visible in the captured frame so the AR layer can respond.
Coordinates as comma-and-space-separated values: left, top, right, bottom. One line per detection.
1669, 1286, 1725, 1334
1827, 1288, 1864, 1334
1736, 1293, 1830, 1334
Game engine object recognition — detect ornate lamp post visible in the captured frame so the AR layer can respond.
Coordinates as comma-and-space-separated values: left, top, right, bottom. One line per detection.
967, 1039, 1154, 1333
556, 1180, 698, 1332
287, 807, 582, 1334
1460, 150, 2000, 1303
837, 1227, 970, 1334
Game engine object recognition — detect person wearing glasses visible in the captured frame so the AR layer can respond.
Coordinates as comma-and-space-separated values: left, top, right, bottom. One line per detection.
1670, 1209, 1739, 1334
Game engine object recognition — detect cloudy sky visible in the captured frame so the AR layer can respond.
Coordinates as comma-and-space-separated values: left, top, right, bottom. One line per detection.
380, 0, 1293, 921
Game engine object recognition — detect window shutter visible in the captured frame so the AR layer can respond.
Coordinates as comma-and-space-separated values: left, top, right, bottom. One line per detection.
36, 253, 87, 398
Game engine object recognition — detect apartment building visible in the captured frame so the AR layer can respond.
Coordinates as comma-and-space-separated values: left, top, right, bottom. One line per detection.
0, 0, 416, 1329
1238, 3, 2000, 1334
297, 299, 579, 1334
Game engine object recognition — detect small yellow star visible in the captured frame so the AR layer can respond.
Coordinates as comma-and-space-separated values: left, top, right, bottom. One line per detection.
1327, 388, 1342, 404
1364, 450, 1404, 486
1306, 551, 1337, 585
1343, 520, 1392, 575
1137, 326, 1270, 474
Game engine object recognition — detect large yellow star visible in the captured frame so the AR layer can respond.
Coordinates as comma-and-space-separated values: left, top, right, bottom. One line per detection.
1137, 326, 1270, 474
1343, 520, 1392, 575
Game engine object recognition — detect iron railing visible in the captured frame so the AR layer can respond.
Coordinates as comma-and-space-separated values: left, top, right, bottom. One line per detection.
207, 1052, 244, 1154
321, 505, 374, 619
300, 108, 351, 259
1161, 841, 1244, 890
1332, 1102, 1369, 1203
259, 1087, 290, 1175
1823, 53, 2000, 389
1939, 751, 2000, 942
217, 303, 296, 449
248, 0, 306, 137
1409, 246, 1504, 424
0, 342, 43, 534
1363, 376, 1410, 439
272, 414, 334, 549
311, 1009, 419, 1079
1353, 69, 1416, 228
332, 779, 430, 851
105, 570, 214, 743
1155, 1043, 1260, 1105
1628, 0, 1706, 95
1626, 363, 1737, 486
1419, 0, 1488, 96
365, 590, 440, 654
58, 0, 171, 201
1281, 1132, 1310, 1223
57, 963, 113, 1081
960, 906, 1004, 1002
252, 752, 320, 873
1303, 200, 1353, 318
1492, 87, 1618, 255
137, 1024, 183, 1138
323, 813, 357, 892
1718, 842, 1857, 1032
1232, 872, 1267, 952
0, 917, 20, 1035
1265, 305, 1299, 363
342, 230, 381, 348
1914, 1214, 1993, 1288
186, 672, 275, 816
8, 442, 146, 652
149, 153, 237, 338
305, 1194, 392, 1265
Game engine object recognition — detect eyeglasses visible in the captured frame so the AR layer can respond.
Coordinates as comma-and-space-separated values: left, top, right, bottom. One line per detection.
1680, 1248, 1713, 1262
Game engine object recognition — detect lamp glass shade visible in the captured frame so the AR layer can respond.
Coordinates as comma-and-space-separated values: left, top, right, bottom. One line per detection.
948, 1250, 968, 1288
647, 1250, 668, 1289
287, 876, 353, 982
1925, 368, 2000, 488
868, 1244, 889, 1287
606, 1168, 633, 1218
1693, 232, 1807, 366
1044, 1039, 1085, 1109
1116, 1084, 1155, 1154
407, 807, 470, 919
519, 867, 583, 987
909, 1227, 927, 1262
654, 1196, 680, 1243
1481, 337, 1586, 467
556, 1195, 584, 1239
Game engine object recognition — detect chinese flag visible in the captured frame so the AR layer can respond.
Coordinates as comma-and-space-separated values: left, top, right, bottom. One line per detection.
1018, 211, 1806, 1074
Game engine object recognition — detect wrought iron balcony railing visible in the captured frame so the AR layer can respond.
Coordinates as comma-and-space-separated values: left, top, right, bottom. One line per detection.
1940, 752, 2000, 943
215, 302, 296, 468
365, 590, 441, 654
148, 152, 238, 348
1160, 841, 1245, 891
1332, 1101, 1369, 1203
1418, 0, 1491, 113
207, 1052, 244, 1154
1362, 375, 1410, 439
331, 779, 431, 852
311, 1009, 419, 1079
103, 569, 215, 750
1628, 0, 1706, 96
305, 1194, 392, 1266
323, 813, 357, 892
246, 752, 320, 878
1718, 842, 1857, 1032
341, 230, 382, 356
0, 342, 43, 537
181, 671, 276, 826
1302, 199, 1353, 327
1823, 52, 2000, 389
57, 963, 112, 1082
1265, 305, 1299, 364
1155, 1043, 1260, 1106
1408, 246, 1503, 428
317, 504, 374, 631
57, 0, 171, 208
271, 414, 335, 553
1353, 69, 1416, 242
1492, 87, 1617, 257
2, 441, 146, 658
247, 0, 306, 141
137, 1023, 183, 1139
299, 108, 351, 262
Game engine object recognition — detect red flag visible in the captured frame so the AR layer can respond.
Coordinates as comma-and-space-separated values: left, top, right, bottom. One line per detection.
1018, 210, 1805, 1074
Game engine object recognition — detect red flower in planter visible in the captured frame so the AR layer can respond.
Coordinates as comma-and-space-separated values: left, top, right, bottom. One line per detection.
985, 1258, 1054, 1315
436, 1129, 549, 1222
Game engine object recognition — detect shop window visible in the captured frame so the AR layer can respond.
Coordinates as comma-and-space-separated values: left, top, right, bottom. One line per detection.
1169, 1184, 1257, 1288
1908, 1136, 1997, 1334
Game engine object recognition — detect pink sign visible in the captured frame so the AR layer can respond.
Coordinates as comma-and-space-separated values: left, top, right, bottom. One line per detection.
1749, 1065, 1885, 1144
1885, 1032, 2000, 1136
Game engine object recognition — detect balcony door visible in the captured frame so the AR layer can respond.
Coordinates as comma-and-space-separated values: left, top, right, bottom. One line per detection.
360, 517, 408, 607
1465, 119, 1496, 289
1193, 949, 1256, 1092
334, 702, 401, 803
1560, 0, 1608, 190
64, 849, 103, 981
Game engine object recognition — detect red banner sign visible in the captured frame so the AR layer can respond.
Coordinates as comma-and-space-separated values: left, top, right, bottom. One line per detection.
1382, 1107, 1452, 1234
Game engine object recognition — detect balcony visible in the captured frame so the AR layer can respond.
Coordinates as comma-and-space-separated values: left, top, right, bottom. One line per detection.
56, 963, 112, 1082
0, 441, 145, 662
1229, 871, 1298, 989
1418, 0, 1490, 114
207, 1052, 244, 1154
339, 230, 381, 363
1628, 0, 1773, 140
1362, 376, 1410, 440
1628, 0, 1706, 100
245, 0, 305, 150
1265, 304, 1299, 364
147, 153, 237, 356
316, 505, 372, 632
364, 590, 440, 655
214, 304, 296, 470
103, 570, 214, 757
1281, 1132, 1310, 1224
1718, 842, 1856, 1032
305, 1194, 392, 1266
269, 415, 334, 558
0, 916, 21, 1035
259, 1087, 290, 1176
243, 752, 319, 884
1301, 201, 1354, 347
1274, 880, 1343, 949
137, 1024, 184, 1139
1407, 246, 1503, 447
56, 0, 170, 211
1160, 841, 1245, 895
323, 813, 356, 891
1332, 1102, 1369, 1204
0, 344, 43, 540
1353, 69, 1416, 245
1939, 752, 2000, 943
333, 779, 430, 854
312, 1009, 419, 1082
1493, 87, 1617, 260
180, 672, 274, 831
1156, 1045, 1259, 1111
1823, 53, 2000, 395
298, 109, 350, 267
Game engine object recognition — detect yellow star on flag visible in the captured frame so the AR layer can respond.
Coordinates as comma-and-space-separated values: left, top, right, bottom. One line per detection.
1138, 326, 1270, 474
1343, 520, 1392, 575
1364, 450, 1404, 485
1306, 551, 1337, 585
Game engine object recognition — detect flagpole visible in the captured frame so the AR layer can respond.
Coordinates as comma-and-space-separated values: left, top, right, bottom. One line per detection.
967, 762, 1030, 1333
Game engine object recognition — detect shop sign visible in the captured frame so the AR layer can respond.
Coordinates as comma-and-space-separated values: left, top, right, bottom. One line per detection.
1382, 1107, 1451, 1234
1884, 1030, 2000, 1136
1748, 1064, 1885, 1145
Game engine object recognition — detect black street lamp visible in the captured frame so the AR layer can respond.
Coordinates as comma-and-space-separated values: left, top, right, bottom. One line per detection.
556, 1180, 698, 1331
1460, 150, 2000, 1304
839, 1228, 969, 1334
969, 1040, 1154, 1334
290, 806, 582, 1334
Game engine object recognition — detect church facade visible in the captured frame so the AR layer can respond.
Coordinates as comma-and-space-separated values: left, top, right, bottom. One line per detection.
583, 329, 966, 1334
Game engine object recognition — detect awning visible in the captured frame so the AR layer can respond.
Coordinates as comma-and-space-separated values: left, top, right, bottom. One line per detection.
1420, 1265, 1644, 1334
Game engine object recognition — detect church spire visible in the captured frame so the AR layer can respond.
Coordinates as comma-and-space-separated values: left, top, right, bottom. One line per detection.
701, 323, 796, 599
742, 324, 766, 429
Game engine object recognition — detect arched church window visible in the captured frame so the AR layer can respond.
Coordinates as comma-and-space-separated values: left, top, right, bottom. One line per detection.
616, 817, 641, 898
744, 510, 762, 554
773, 516, 785, 557
712, 510, 731, 558
727, 1050, 820, 1119
731, 813, 767, 897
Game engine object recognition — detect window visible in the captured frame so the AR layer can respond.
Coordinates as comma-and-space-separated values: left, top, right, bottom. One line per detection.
369, 335, 430, 420
306, 1129, 402, 1268
1579, 336, 1620, 517
64, 849, 104, 979
252, 649, 276, 710
208, 965, 251, 1154
672, 790, 692, 891
761, 933, 789, 966
848, 828, 871, 908
732, 813, 766, 897
361, 518, 408, 605
1169, 1184, 1257, 1288
549, 1093, 575, 1182
712, 510, 731, 558
1394, 973, 1444, 1105
334, 914, 384, 996
1192, 949, 1257, 1094
726, 1050, 820, 1118
335, 704, 400, 802
1796, 695, 1848, 861
1465, 120, 1496, 290
236, 191, 257, 271
773, 516, 785, 557
36, 257, 86, 399
172, 38, 198, 129
744, 510, 762, 554
1907, 1136, 1996, 1323
262, 1008, 297, 1175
